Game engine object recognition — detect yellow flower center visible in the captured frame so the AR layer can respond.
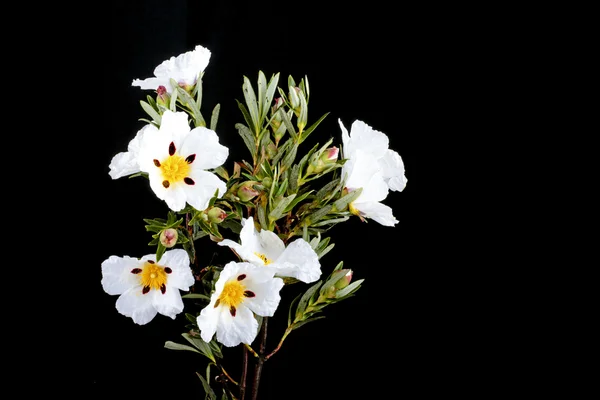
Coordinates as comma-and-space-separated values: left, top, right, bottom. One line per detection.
254, 252, 272, 265
218, 281, 246, 307
140, 262, 168, 290
160, 155, 191, 183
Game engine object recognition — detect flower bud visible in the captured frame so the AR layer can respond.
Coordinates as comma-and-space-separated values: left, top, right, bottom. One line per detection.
156, 85, 171, 107
237, 181, 260, 202
306, 146, 339, 175
159, 228, 178, 248
334, 269, 353, 290
289, 86, 301, 110
207, 207, 227, 223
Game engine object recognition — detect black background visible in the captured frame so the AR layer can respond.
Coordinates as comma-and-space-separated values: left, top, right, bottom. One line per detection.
74, 1, 423, 398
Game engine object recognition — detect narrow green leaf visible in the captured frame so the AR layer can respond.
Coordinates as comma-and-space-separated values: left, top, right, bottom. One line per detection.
235, 99, 254, 132
319, 244, 336, 260
196, 76, 203, 109
284, 190, 311, 213
257, 71, 267, 123
288, 75, 296, 89
275, 178, 288, 198
312, 216, 350, 227
292, 316, 326, 331
257, 205, 269, 230
333, 188, 363, 211
212, 165, 229, 180
265, 72, 280, 120
169, 87, 178, 111
235, 123, 256, 158
281, 144, 298, 170
269, 194, 296, 221
210, 103, 220, 131
306, 204, 333, 225
333, 260, 344, 272
140, 100, 161, 124
209, 340, 223, 359
182, 293, 211, 300
288, 164, 299, 193
301, 112, 330, 143
164, 341, 201, 354
279, 108, 297, 142
297, 90, 308, 132
182, 333, 215, 362
196, 372, 217, 400
295, 280, 322, 320
316, 178, 340, 202
272, 139, 292, 166
176, 86, 205, 127
320, 269, 349, 296
335, 279, 364, 298
242, 76, 259, 133
156, 243, 166, 262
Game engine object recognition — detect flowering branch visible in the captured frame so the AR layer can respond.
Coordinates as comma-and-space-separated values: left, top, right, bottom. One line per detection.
102, 43, 407, 399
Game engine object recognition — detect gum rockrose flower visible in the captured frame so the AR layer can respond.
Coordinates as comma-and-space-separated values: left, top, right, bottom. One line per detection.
132, 44, 211, 94
101, 249, 194, 325
218, 217, 321, 283
137, 110, 229, 212
338, 119, 407, 226
196, 261, 284, 347
108, 124, 152, 179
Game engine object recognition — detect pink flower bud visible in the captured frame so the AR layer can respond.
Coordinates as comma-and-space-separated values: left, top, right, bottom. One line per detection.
334, 269, 353, 290
237, 181, 260, 202
207, 207, 227, 223
159, 228, 178, 248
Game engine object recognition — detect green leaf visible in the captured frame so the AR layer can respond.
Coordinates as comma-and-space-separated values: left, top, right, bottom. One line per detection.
295, 280, 322, 320
269, 194, 296, 221
235, 99, 254, 132
288, 293, 302, 326
312, 216, 350, 227
140, 100, 161, 124
281, 144, 298, 170
257, 71, 267, 123
156, 243, 166, 262
164, 341, 201, 354
284, 190, 312, 213
212, 165, 229, 180
182, 293, 211, 300
196, 372, 217, 400
317, 243, 335, 259
176, 85, 205, 127
209, 340, 223, 359
320, 269, 349, 296
242, 76, 259, 133
288, 164, 300, 193
297, 89, 308, 132
182, 333, 215, 362
195, 75, 203, 108
301, 112, 329, 143
335, 279, 364, 298
333, 188, 362, 211
272, 139, 292, 166
210, 103, 220, 131
257, 204, 269, 231
333, 260, 344, 272
279, 108, 297, 142
265, 72, 280, 120
275, 178, 288, 198
292, 316, 326, 331
306, 204, 333, 225
316, 178, 340, 202
169, 86, 178, 111
235, 123, 256, 158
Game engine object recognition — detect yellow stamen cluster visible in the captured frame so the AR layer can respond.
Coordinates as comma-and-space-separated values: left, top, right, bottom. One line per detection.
140, 262, 168, 290
160, 155, 191, 183
254, 252, 273, 265
218, 281, 246, 307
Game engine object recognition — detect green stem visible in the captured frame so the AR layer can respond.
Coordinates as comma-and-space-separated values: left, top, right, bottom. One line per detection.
265, 326, 293, 361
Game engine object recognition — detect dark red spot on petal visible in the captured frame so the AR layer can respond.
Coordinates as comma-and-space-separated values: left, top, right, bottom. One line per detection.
237, 274, 246, 281
130, 268, 142, 274
142, 286, 150, 294
185, 154, 196, 163
184, 177, 194, 185
147, 260, 155, 264
214, 299, 220, 308
169, 142, 176, 156
230, 306, 236, 317
164, 267, 172, 274
244, 290, 255, 298
153, 159, 161, 167
162, 180, 170, 188
160, 284, 166, 294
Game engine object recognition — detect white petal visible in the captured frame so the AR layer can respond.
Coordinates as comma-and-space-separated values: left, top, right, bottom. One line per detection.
197, 303, 219, 343
338, 119, 351, 157
244, 277, 284, 316
108, 151, 140, 179
239, 217, 262, 253
101, 255, 142, 295
380, 149, 407, 192
342, 150, 381, 190
258, 230, 285, 261
182, 127, 229, 170
215, 304, 258, 347
346, 120, 389, 160
138, 125, 172, 173
151, 285, 185, 319
183, 170, 227, 211
131, 77, 169, 92
150, 178, 188, 211
159, 249, 194, 290
272, 239, 321, 283
160, 110, 191, 139
357, 170, 389, 203
353, 201, 398, 226
115, 286, 157, 325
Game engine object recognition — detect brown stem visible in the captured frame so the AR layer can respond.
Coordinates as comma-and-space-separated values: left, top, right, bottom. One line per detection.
239, 345, 249, 400
250, 317, 268, 400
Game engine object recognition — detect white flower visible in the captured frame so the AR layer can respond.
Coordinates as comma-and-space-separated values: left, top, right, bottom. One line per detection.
132, 45, 211, 94
137, 110, 229, 212
339, 119, 407, 192
108, 125, 151, 179
196, 261, 284, 347
339, 119, 407, 226
101, 249, 194, 325
218, 217, 321, 283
